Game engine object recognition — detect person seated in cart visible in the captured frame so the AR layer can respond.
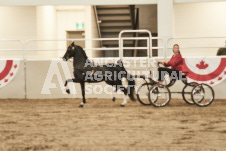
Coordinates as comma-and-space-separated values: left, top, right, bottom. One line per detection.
158, 44, 184, 84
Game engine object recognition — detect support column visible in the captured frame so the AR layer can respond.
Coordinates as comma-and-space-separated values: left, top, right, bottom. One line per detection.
36, 6, 57, 59
85, 6, 101, 58
157, 0, 173, 58
85, 6, 93, 58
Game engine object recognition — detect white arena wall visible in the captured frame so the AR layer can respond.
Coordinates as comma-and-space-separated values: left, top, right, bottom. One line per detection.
0, 59, 152, 99
0, 58, 225, 99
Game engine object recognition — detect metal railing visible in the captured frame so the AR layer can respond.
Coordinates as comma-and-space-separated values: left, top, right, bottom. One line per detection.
25, 30, 160, 60
0, 39, 25, 59
93, 6, 102, 47
118, 29, 164, 58
1, 32, 225, 60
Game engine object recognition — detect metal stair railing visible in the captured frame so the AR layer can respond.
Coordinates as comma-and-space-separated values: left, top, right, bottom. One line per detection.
93, 6, 102, 47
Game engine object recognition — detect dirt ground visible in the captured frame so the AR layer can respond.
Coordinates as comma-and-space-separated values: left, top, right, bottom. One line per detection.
0, 98, 226, 151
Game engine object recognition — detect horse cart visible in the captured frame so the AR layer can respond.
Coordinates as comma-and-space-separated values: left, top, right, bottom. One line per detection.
136, 63, 215, 107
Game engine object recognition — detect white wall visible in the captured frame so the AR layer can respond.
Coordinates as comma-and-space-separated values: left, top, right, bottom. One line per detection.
173, 2, 226, 56
0, 7, 37, 58
158, 0, 174, 57
0, 6, 37, 40
0, 6, 98, 59
36, 6, 58, 59
56, 6, 85, 57
36, 6, 56, 40
56, 9, 85, 40
56, 6, 100, 58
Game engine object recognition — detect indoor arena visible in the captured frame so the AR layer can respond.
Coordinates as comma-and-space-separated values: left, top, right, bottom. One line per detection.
0, 0, 226, 150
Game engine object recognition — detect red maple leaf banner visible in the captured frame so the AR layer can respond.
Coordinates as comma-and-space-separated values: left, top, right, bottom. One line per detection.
196, 60, 208, 69
218, 77, 222, 80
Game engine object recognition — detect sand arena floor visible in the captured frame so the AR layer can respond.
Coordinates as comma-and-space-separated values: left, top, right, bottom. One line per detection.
0, 98, 226, 151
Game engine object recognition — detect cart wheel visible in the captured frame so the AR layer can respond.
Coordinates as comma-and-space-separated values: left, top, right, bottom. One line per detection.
137, 83, 154, 106
182, 82, 198, 105
148, 84, 171, 107
191, 83, 214, 107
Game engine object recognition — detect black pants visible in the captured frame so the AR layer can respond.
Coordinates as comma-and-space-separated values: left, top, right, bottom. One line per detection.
158, 67, 182, 81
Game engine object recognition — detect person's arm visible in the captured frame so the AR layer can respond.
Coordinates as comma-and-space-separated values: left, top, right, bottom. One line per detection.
164, 54, 182, 67
163, 57, 173, 67
158, 60, 166, 64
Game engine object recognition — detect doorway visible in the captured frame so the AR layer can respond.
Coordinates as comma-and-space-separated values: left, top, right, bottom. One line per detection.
66, 30, 85, 48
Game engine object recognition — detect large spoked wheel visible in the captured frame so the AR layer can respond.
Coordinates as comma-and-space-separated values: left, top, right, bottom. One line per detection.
191, 83, 214, 107
148, 84, 171, 107
137, 83, 154, 106
182, 82, 198, 105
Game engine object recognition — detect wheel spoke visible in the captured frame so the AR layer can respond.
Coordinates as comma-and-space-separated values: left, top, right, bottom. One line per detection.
137, 83, 154, 106
182, 82, 197, 105
191, 84, 214, 107
148, 85, 171, 107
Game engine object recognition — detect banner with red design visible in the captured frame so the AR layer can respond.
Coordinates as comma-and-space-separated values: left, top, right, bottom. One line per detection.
0, 59, 20, 88
183, 57, 226, 86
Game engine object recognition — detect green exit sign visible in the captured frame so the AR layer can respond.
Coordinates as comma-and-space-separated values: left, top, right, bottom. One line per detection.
76, 23, 84, 29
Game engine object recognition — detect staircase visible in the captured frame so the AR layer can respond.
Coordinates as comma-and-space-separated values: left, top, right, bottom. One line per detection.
95, 5, 136, 57
95, 5, 157, 57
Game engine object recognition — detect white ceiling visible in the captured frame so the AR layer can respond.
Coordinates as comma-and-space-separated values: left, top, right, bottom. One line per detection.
0, 0, 226, 6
